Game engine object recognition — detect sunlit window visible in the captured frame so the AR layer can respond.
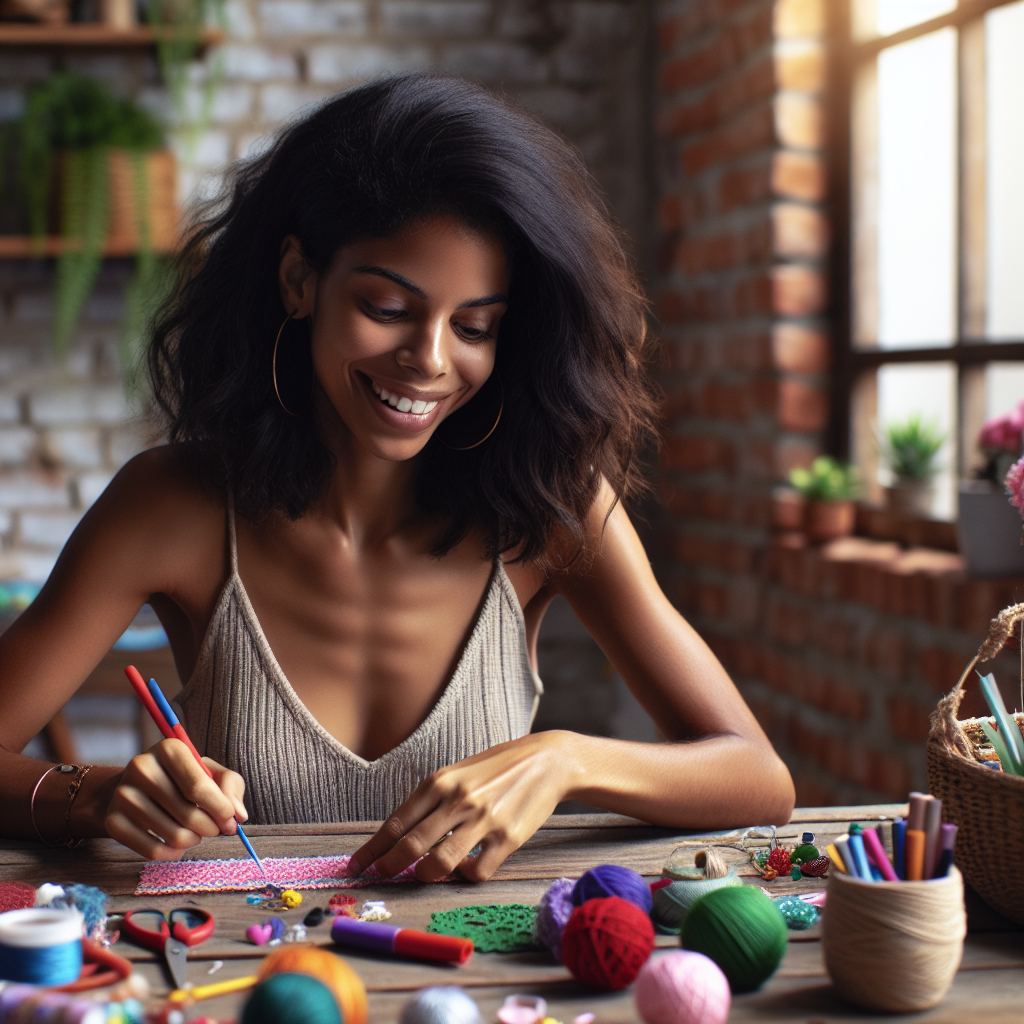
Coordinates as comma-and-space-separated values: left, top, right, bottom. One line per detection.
842, 0, 1024, 519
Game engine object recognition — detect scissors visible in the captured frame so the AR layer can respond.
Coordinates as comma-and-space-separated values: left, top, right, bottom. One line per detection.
122, 907, 215, 989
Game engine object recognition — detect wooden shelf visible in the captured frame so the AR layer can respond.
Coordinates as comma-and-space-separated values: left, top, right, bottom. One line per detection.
0, 23, 224, 50
0, 235, 175, 258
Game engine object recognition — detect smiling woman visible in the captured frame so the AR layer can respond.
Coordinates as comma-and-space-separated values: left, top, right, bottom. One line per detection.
0, 75, 794, 880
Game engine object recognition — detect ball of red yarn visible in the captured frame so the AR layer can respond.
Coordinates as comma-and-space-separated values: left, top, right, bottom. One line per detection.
0, 881, 36, 912
560, 896, 655, 991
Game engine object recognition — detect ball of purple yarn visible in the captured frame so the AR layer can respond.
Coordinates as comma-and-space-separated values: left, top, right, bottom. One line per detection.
571, 864, 652, 915
535, 877, 576, 962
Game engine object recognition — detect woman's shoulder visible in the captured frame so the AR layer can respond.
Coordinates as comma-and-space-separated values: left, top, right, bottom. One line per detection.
105, 443, 221, 514
79, 443, 227, 574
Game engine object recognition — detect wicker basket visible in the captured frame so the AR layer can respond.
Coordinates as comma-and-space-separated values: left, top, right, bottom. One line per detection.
927, 603, 1024, 925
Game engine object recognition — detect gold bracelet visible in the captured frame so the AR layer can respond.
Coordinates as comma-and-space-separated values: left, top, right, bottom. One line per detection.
62, 764, 92, 849
29, 763, 84, 847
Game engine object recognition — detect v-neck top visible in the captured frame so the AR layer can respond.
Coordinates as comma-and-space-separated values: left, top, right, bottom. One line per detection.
172, 504, 544, 824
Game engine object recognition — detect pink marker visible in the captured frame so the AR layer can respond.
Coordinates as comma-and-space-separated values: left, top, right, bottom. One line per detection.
862, 826, 899, 882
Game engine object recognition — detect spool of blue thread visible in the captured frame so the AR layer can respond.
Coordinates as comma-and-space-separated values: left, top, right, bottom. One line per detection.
0, 907, 84, 986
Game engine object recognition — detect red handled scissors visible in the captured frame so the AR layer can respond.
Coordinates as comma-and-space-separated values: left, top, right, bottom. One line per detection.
123, 907, 215, 989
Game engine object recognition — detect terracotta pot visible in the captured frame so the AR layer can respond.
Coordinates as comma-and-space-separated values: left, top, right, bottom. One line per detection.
48, 149, 178, 252
772, 487, 806, 531
885, 479, 935, 519
805, 499, 855, 543
106, 149, 178, 251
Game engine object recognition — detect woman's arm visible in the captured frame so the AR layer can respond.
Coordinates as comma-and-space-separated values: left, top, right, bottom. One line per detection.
351, 480, 794, 881
0, 450, 247, 855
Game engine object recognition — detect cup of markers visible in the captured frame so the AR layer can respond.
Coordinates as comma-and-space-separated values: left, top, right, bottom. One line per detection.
821, 793, 966, 1013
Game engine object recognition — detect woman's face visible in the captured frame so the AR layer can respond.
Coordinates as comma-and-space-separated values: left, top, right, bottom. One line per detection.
280, 215, 509, 463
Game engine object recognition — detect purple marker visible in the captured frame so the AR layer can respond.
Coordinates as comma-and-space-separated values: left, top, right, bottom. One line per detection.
330, 915, 473, 963
934, 823, 958, 877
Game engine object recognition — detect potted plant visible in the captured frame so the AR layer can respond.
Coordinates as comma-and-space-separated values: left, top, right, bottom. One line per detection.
880, 415, 944, 518
6, 73, 173, 370
959, 401, 1024, 577
789, 457, 860, 543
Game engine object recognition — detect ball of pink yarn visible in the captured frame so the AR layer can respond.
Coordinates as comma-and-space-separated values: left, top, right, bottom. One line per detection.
634, 951, 731, 1024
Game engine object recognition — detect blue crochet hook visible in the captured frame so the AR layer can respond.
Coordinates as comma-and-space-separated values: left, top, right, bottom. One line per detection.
125, 665, 267, 879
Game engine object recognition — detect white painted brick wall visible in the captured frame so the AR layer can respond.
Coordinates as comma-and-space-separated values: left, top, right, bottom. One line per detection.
0, 472, 70, 510
40, 429, 104, 470
380, 1, 491, 37
307, 44, 432, 83
75, 473, 116, 508
0, 2, 654, 742
28, 387, 130, 428
258, 0, 368, 35
0, 428, 36, 467
20, 511, 83, 549
221, 45, 300, 82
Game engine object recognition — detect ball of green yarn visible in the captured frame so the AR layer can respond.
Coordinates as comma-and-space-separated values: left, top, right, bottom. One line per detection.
681, 885, 788, 993
241, 972, 343, 1024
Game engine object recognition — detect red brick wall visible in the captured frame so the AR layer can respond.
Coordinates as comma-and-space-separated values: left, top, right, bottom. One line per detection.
653, 0, 1024, 804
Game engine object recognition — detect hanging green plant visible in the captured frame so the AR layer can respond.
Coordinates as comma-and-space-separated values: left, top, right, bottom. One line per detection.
142, 0, 227, 149
5, 73, 166, 362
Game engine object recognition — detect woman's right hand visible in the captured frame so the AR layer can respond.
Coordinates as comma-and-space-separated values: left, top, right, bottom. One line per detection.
102, 739, 248, 860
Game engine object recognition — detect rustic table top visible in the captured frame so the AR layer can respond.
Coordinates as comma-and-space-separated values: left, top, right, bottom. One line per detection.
2, 805, 1021, 1023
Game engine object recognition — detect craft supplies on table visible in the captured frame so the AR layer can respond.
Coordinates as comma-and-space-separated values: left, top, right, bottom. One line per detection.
124, 665, 266, 879
634, 950, 731, 1024
680, 885, 787, 994
136, 853, 426, 895
400, 985, 481, 1024
122, 908, 214, 989
330, 916, 474, 964
822, 864, 966, 1012
0, 984, 145, 1024
427, 904, 540, 953
926, 607, 1024, 924
0, 907, 83, 986
560, 895, 655, 992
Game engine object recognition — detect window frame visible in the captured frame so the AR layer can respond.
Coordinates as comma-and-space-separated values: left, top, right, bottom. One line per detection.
826, 0, 1024, 484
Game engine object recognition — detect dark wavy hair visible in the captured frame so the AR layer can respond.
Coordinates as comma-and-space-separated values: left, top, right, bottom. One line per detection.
149, 74, 657, 565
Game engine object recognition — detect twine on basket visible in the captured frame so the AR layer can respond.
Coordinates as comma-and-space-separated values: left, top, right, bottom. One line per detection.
822, 868, 966, 1013
930, 602, 1024, 760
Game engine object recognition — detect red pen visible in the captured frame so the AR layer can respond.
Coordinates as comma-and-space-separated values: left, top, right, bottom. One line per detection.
124, 665, 266, 877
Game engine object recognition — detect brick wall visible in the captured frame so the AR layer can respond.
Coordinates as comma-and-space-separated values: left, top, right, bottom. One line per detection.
0, 0, 653, 583
0, 1, 656, 750
653, 0, 1024, 804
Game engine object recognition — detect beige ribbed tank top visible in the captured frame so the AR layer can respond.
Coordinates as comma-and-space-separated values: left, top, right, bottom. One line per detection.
173, 503, 543, 824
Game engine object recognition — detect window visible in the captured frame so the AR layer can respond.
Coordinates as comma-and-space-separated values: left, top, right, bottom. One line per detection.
830, 0, 1024, 519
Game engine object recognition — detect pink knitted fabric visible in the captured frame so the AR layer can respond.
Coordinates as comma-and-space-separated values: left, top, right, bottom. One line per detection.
135, 854, 435, 895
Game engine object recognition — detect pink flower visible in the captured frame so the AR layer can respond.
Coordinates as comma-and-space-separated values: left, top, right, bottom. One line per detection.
1006, 456, 1024, 517
978, 400, 1024, 453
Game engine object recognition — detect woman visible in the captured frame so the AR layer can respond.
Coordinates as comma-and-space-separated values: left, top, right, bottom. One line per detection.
0, 76, 793, 882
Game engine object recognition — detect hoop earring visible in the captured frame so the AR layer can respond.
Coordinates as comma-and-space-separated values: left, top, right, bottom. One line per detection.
272, 312, 313, 416
438, 375, 503, 451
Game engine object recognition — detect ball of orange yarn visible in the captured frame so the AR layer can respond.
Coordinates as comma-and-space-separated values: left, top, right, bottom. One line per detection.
257, 945, 368, 1024
560, 896, 655, 991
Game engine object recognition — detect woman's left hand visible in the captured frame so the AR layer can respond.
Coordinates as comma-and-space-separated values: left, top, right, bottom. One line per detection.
347, 731, 575, 882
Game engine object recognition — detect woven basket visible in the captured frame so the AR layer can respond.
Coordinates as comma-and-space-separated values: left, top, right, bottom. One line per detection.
926, 603, 1024, 925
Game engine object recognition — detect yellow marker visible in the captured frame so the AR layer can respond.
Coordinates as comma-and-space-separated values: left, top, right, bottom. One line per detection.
169, 974, 257, 1004
825, 843, 847, 873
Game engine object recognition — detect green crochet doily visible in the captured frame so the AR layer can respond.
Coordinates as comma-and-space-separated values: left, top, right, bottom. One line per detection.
427, 903, 542, 953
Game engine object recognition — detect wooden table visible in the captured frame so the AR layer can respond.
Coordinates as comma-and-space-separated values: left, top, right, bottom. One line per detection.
2, 806, 1021, 1023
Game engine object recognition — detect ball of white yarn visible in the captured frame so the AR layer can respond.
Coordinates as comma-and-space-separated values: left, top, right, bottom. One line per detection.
400, 986, 481, 1024
34, 884, 65, 907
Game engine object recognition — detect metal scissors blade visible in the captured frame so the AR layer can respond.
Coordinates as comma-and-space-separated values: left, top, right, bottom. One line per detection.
163, 935, 190, 990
